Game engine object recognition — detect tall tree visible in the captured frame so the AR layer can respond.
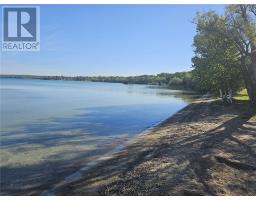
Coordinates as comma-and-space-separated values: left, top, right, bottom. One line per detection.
225, 5, 256, 104
192, 12, 242, 96
192, 5, 256, 104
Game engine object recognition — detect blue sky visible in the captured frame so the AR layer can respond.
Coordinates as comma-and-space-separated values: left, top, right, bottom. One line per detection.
1, 4, 225, 76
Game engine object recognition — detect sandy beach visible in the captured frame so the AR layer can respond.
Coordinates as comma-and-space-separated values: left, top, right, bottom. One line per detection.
43, 99, 256, 196
1, 3, 256, 198
2, 99, 255, 195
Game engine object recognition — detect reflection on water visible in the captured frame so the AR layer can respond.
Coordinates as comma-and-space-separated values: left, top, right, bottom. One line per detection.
0, 78, 194, 194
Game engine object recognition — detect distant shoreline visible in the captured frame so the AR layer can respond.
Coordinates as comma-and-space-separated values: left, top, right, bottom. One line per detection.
0, 71, 195, 91
0, 76, 200, 102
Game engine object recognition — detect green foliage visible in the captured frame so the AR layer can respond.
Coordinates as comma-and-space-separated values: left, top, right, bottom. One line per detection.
225, 5, 256, 104
226, 5, 256, 52
192, 5, 256, 104
0, 72, 196, 90
169, 77, 183, 85
4, 6, 255, 101
192, 11, 243, 95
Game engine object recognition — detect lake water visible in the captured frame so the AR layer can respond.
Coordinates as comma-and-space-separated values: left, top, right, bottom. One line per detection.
0, 78, 189, 194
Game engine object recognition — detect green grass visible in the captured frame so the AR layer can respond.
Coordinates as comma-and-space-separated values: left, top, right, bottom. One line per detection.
234, 89, 249, 101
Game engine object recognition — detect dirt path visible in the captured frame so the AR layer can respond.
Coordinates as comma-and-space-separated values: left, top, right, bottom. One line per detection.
22, 100, 256, 195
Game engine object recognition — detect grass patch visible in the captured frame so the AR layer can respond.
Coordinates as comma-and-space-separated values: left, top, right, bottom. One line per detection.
251, 115, 256, 121
234, 89, 249, 101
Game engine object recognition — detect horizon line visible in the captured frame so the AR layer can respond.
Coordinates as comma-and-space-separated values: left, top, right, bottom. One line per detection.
0, 70, 192, 77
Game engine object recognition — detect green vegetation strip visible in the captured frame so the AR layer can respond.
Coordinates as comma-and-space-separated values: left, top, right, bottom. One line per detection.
234, 89, 249, 101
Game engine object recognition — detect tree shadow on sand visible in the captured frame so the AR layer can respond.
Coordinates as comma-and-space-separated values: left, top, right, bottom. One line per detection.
53, 100, 256, 196
1, 101, 255, 195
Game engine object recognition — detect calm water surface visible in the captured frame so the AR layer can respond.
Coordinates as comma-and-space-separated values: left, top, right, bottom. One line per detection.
0, 78, 189, 194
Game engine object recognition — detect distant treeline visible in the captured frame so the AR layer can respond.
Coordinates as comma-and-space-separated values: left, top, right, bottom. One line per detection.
0, 71, 195, 90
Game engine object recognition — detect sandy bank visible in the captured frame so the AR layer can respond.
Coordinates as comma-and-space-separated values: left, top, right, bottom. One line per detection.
53, 99, 256, 196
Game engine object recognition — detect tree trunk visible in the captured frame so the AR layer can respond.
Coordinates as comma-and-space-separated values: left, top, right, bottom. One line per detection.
247, 51, 256, 104
235, 6, 256, 104
240, 55, 256, 104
